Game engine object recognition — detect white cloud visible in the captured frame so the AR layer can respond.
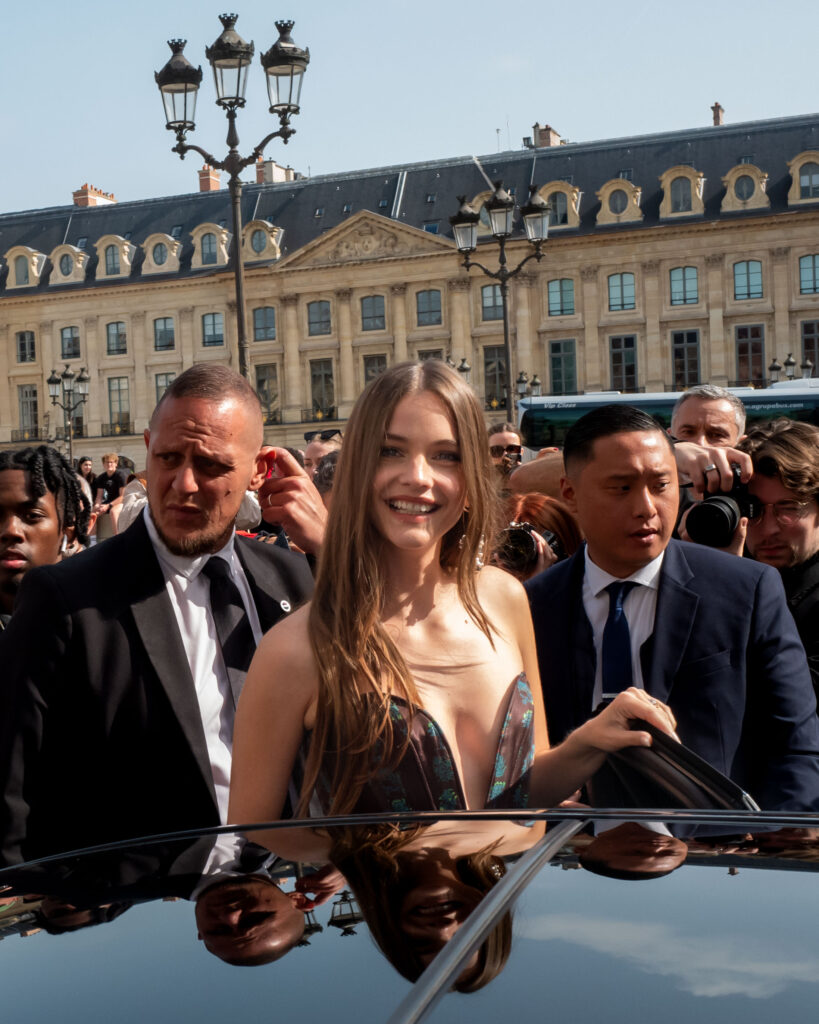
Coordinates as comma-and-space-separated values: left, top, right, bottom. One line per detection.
517, 914, 818, 998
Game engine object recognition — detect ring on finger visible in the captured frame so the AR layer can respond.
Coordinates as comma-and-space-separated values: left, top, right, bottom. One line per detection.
267, 493, 274, 509
703, 463, 717, 473
649, 698, 660, 708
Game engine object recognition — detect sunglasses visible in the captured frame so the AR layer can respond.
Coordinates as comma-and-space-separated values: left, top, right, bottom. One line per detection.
489, 444, 522, 458
304, 429, 342, 443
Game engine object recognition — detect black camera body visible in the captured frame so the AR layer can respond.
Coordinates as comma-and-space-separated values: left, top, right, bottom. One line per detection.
495, 521, 566, 574
685, 465, 760, 548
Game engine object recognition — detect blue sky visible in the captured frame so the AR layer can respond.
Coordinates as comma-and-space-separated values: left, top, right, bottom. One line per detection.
5, 0, 817, 212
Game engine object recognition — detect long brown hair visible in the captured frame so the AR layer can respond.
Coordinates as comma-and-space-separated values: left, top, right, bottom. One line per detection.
302, 360, 501, 814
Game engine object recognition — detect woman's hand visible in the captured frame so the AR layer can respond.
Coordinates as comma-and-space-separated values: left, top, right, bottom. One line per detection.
578, 688, 679, 752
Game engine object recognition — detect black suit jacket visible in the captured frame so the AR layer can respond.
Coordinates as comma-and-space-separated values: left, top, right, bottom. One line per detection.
524, 540, 819, 811
0, 514, 314, 864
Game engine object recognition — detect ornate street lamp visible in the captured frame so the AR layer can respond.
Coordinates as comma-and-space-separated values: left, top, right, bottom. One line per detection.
457, 357, 472, 384
530, 372, 542, 397
450, 182, 548, 418
801, 357, 813, 380
328, 890, 363, 937
47, 365, 89, 463
784, 352, 797, 379
768, 356, 782, 384
155, 15, 309, 380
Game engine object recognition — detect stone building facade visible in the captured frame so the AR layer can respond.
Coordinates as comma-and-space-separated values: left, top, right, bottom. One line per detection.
2, 112, 819, 464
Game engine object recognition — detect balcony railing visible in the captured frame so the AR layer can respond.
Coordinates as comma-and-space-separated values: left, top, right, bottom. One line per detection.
11, 427, 48, 442
301, 407, 337, 423
102, 421, 134, 436
55, 425, 85, 439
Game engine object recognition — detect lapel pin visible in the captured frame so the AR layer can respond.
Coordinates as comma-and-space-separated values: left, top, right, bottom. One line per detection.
280, 599, 291, 613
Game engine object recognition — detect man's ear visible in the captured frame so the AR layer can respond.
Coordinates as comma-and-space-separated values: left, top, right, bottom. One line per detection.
249, 452, 267, 492
143, 428, 150, 451
560, 475, 577, 513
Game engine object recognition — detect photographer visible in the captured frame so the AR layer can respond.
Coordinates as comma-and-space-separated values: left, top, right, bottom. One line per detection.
487, 422, 523, 485
493, 492, 582, 582
738, 420, 819, 699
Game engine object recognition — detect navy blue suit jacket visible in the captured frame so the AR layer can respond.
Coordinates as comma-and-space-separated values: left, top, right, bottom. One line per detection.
524, 540, 819, 811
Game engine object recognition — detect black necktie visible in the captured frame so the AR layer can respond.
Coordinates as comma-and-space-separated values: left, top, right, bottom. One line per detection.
601, 581, 638, 700
202, 556, 255, 707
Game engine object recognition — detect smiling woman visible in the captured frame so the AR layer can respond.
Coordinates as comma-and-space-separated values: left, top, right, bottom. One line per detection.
229, 361, 679, 844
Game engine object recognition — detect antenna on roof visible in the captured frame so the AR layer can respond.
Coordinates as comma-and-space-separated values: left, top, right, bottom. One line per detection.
496, 128, 501, 152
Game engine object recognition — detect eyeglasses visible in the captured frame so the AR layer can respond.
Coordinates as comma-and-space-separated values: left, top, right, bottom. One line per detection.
489, 444, 522, 458
748, 500, 814, 527
303, 429, 342, 443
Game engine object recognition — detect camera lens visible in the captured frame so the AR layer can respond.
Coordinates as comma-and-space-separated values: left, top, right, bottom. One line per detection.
495, 525, 538, 573
685, 497, 741, 548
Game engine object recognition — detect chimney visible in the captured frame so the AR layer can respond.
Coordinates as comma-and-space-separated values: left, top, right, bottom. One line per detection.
256, 158, 297, 184
72, 183, 117, 207
532, 123, 562, 148
198, 165, 221, 192
711, 102, 724, 127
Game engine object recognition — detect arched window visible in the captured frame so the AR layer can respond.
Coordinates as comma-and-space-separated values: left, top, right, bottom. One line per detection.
670, 176, 692, 213
14, 255, 29, 286
201, 232, 217, 265
547, 192, 568, 226
105, 244, 120, 275
800, 162, 819, 199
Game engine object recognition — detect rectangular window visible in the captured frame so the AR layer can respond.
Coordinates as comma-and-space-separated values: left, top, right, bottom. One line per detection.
308, 300, 331, 336
364, 353, 387, 383
202, 312, 225, 347
802, 321, 819, 370
418, 349, 443, 361
255, 364, 280, 424
671, 330, 700, 388
253, 306, 276, 341
550, 339, 577, 395
361, 295, 386, 331
483, 345, 507, 410
733, 260, 763, 300
669, 266, 698, 305
481, 284, 503, 321
800, 254, 819, 295
610, 335, 637, 391
155, 372, 175, 405
154, 317, 175, 351
608, 273, 636, 311
422, 222, 439, 234
416, 289, 442, 326
106, 321, 127, 355
735, 324, 765, 384
16, 330, 35, 363
310, 359, 335, 418
548, 278, 575, 316
105, 245, 120, 276
60, 326, 80, 360
108, 376, 130, 429
17, 384, 38, 433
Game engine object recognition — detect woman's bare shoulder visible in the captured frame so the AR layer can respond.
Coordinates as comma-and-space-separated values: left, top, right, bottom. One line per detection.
476, 565, 529, 609
251, 602, 317, 694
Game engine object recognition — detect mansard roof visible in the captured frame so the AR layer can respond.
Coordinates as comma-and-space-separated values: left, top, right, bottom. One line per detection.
1, 111, 817, 294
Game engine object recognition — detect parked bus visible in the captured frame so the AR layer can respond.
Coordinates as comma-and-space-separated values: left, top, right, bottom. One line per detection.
518, 379, 819, 451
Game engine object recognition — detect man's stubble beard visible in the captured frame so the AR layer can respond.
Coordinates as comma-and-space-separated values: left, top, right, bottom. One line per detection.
147, 497, 237, 557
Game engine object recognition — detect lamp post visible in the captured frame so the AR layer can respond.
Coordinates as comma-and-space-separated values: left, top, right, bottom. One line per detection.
155, 14, 309, 380
801, 357, 814, 380
47, 365, 89, 464
784, 353, 797, 380
449, 182, 549, 419
768, 356, 782, 384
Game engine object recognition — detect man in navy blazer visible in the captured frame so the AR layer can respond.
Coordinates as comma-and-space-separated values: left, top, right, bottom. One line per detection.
524, 404, 819, 811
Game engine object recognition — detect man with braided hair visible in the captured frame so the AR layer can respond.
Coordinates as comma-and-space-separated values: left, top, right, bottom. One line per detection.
0, 446, 91, 627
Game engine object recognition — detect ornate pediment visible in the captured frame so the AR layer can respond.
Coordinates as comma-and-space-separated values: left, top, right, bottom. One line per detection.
278, 211, 453, 270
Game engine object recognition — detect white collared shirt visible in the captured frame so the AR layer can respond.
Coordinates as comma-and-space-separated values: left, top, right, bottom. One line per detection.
581, 545, 665, 708
144, 508, 263, 822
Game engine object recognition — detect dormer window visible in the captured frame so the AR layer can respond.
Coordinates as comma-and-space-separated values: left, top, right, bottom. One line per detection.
670, 177, 692, 213
105, 244, 120, 276
48, 243, 88, 286
5, 246, 47, 289
721, 163, 769, 213
142, 233, 182, 276
171, 225, 182, 239
15, 255, 29, 286
801, 162, 819, 198
60, 254, 73, 276
596, 179, 643, 226
658, 165, 705, 219
242, 220, 281, 263
202, 233, 217, 265
77, 237, 87, 250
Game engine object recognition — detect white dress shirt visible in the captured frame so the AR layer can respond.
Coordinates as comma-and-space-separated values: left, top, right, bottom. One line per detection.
144, 508, 263, 822
581, 546, 665, 708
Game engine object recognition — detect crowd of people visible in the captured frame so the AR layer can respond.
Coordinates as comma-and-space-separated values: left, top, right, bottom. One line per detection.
2, 360, 819, 977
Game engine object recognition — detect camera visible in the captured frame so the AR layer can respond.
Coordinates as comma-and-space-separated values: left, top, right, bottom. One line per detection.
495, 521, 566, 574
684, 465, 760, 548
